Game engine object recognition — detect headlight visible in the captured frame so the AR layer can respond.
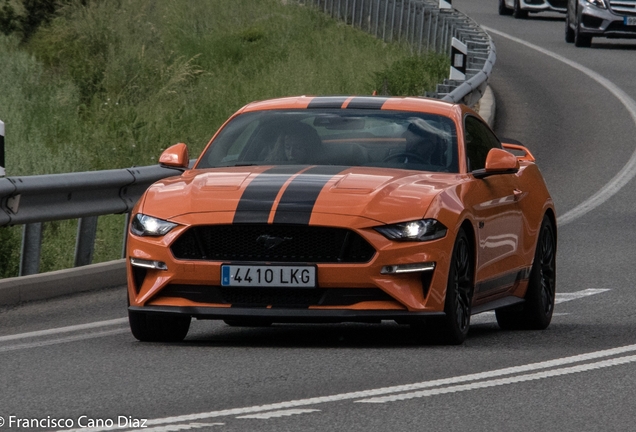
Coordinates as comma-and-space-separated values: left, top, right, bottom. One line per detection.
584, 0, 607, 8
130, 214, 177, 236
375, 219, 447, 242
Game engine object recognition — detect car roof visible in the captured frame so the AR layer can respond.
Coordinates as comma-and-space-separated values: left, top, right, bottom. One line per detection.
238, 96, 458, 117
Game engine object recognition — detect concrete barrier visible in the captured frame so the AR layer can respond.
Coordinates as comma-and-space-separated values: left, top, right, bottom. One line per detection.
0, 259, 126, 306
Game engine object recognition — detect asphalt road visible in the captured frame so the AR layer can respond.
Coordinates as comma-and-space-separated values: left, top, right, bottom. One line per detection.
2, 1, 636, 431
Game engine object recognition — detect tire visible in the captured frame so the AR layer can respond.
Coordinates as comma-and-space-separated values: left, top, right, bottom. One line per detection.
496, 215, 556, 330
499, 0, 513, 16
129, 310, 191, 342
574, 14, 592, 47
565, 14, 575, 43
224, 319, 273, 327
513, 0, 528, 19
416, 229, 474, 345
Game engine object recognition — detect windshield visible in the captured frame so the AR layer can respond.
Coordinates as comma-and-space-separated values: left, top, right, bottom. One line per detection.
196, 109, 459, 173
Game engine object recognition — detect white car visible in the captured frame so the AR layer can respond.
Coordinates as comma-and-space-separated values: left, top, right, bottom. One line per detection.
565, 0, 636, 47
499, 0, 567, 18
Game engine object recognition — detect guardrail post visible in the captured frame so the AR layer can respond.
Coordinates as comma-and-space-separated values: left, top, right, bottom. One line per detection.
352, 0, 356, 27
0, 120, 5, 177
418, 4, 424, 54
19, 223, 43, 276
382, 0, 388, 40
74, 216, 98, 267
373, 0, 379, 37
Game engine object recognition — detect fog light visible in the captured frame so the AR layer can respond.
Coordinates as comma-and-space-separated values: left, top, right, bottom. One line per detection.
381, 262, 435, 274
130, 258, 168, 270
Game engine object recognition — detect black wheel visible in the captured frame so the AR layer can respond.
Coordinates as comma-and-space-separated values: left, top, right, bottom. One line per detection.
565, 14, 575, 43
574, 13, 592, 47
513, 0, 528, 19
224, 319, 273, 327
383, 152, 427, 164
129, 310, 191, 342
416, 229, 474, 345
496, 215, 556, 330
499, 0, 513, 15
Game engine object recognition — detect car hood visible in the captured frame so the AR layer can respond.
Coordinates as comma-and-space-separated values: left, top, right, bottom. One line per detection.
141, 165, 462, 225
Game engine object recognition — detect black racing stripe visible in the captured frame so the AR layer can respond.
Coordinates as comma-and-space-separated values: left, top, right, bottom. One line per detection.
273, 166, 348, 225
307, 96, 349, 109
346, 96, 389, 110
233, 166, 302, 224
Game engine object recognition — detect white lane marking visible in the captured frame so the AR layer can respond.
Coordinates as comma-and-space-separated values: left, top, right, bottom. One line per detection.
236, 409, 320, 419
471, 312, 569, 325
0, 318, 128, 342
481, 26, 636, 227
471, 288, 608, 324
357, 354, 636, 403
555, 288, 610, 304
0, 328, 128, 353
128, 423, 224, 431
58, 343, 636, 431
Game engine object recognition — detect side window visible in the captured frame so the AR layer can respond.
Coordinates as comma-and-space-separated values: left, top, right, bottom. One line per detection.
464, 115, 501, 171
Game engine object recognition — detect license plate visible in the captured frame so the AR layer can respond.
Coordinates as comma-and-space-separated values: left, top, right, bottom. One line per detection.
221, 265, 316, 288
624, 16, 636, 26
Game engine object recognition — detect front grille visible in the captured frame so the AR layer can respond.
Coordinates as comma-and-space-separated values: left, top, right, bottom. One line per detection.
547, 0, 566, 8
171, 224, 376, 263
605, 21, 636, 32
157, 284, 394, 307
610, 0, 636, 16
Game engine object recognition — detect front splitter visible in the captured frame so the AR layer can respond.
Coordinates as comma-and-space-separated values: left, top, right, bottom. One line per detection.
128, 305, 445, 324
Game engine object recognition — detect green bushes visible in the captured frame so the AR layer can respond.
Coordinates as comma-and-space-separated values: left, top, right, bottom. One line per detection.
373, 54, 449, 96
0, 226, 19, 278
0, 0, 450, 277
0, 0, 59, 40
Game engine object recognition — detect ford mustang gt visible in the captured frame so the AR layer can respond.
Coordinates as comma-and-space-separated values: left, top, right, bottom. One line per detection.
127, 96, 557, 345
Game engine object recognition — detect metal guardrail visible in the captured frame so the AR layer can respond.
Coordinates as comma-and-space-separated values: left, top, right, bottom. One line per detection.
0, 0, 495, 278
0, 165, 183, 275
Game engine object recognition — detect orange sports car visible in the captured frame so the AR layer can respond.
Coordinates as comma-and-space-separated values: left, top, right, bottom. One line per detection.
126, 96, 556, 344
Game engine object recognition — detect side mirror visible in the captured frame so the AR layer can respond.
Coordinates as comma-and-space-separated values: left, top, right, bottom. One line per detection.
473, 148, 520, 179
159, 143, 189, 170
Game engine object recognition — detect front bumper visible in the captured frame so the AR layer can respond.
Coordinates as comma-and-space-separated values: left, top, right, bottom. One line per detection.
521, 0, 567, 13
126, 219, 456, 315
129, 305, 446, 323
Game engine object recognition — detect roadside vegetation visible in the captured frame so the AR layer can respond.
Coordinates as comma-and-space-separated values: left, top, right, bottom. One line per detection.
0, 0, 449, 278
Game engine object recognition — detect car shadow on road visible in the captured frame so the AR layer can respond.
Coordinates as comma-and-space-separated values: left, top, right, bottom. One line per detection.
177, 320, 509, 348
588, 42, 636, 50
165, 318, 636, 352
522, 15, 564, 22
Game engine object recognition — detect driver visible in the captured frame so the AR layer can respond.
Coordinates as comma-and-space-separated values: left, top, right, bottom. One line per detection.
267, 122, 321, 164
399, 122, 441, 164
283, 128, 311, 163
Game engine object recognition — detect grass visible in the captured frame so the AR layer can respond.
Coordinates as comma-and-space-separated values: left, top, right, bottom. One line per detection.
0, 0, 449, 278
